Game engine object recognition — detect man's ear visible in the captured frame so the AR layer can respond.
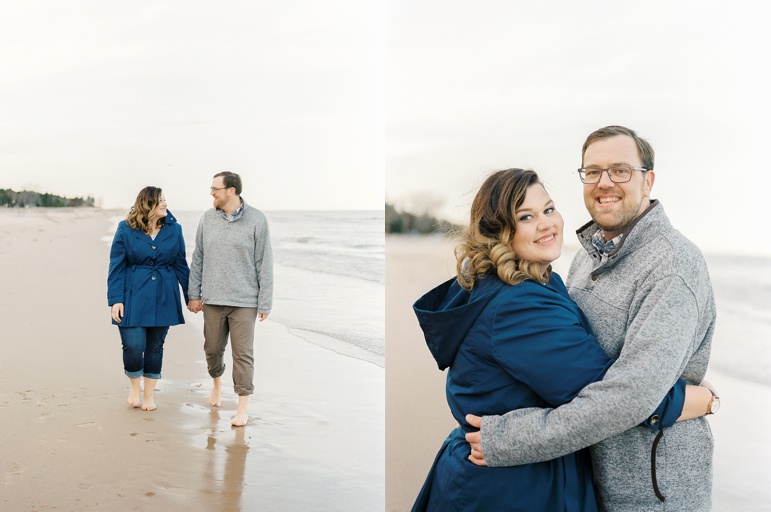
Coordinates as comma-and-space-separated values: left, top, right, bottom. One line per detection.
644, 170, 655, 197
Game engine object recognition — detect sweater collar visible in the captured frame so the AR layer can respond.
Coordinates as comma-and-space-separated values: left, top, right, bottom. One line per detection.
217, 197, 245, 222
577, 199, 668, 263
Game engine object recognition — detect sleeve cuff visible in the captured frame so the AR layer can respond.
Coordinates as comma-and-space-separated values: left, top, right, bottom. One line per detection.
643, 377, 686, 431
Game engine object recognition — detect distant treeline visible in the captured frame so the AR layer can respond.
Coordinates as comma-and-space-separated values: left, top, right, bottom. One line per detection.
385, 203, 460, 234
0, 189, 95, 208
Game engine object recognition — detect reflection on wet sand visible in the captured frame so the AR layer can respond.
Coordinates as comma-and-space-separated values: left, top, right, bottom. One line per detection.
176, 317, 384, 511
203, 409, 249, 512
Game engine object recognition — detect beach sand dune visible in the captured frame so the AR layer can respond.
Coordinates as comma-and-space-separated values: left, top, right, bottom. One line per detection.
0, 208, 383, 511
385, 234, 771, 512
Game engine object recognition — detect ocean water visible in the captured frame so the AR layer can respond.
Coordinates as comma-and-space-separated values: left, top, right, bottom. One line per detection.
264, 210, 384, 285
108, 209, 385, 367
704, 253, 771, 387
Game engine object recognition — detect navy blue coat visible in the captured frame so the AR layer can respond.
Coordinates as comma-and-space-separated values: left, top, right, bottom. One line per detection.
107, 211, 190, 327
412, 273, 685, 512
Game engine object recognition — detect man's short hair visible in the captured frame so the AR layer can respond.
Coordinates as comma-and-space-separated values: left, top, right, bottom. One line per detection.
213, 171, 242, 195
582, 125, 655, 171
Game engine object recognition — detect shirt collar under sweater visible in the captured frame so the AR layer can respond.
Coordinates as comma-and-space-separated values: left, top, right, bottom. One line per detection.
576, 200, 666, 267
217, 197, 244, 222
591, 231, 624, 258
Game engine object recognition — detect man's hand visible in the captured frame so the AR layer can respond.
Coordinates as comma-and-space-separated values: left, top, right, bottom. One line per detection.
465, 414, 488, 467
258, 313, 269, 322
188, 299, 203, 313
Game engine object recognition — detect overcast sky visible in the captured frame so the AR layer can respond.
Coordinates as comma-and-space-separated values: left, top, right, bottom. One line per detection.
3, 2, 770, 255
386, 1, 771, 257
0, 1, 383, 212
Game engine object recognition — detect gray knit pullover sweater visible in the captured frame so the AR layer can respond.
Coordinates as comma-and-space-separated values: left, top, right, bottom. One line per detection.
188, 200, 273, 314
480, 200, 716, 511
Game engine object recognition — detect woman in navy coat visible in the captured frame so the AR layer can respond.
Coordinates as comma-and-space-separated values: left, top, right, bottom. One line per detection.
411, 169, 708, 511
108, 186, 190, 411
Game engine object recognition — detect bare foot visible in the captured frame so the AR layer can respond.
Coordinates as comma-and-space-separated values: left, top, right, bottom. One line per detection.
208, 389, 222, 407
208, 377, 222, 407
127, 378, 141, 407
127, 390, 140, 407
231, 412, 248, 427
142, 377, 158, 411
231, 395, 249, 426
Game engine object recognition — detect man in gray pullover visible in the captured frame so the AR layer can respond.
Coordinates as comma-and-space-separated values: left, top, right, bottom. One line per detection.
466, 126, 717, 510
188, 171, 273, 427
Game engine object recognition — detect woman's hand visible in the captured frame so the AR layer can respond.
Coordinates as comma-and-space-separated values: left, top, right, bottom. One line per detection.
187, 299, 203, 314
111, 303, 124, 323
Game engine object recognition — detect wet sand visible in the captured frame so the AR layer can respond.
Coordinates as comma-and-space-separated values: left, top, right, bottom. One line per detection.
0, 208, 384, 511
385, 234, 771, 512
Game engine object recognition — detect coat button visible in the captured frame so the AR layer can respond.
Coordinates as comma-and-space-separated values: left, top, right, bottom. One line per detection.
152, 246, 156, 250
649, 415, 660, 425
151, 276, 156, 280
150, 260, 155, 266
591, 274, 598, 281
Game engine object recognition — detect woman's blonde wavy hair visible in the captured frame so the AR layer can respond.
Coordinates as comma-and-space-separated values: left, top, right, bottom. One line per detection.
126, 186, 164, 236
454, 168, 551, 290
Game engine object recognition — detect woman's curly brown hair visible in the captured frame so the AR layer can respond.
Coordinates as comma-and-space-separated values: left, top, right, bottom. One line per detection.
454, 168, 551, 290
126, 186, 164, 236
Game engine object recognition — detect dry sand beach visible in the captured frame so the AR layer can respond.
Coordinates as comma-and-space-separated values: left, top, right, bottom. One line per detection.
0, 208, 384, 512
386, 234, 771, 512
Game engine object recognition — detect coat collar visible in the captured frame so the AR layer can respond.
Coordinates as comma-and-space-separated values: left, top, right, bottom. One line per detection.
129, 210, 178, 244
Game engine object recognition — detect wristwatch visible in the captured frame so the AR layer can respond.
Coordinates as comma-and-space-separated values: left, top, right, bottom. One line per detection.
706, 389, 720, 415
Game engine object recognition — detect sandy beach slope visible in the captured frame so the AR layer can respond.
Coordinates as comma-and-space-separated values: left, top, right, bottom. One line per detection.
385, 234, 771, 512
385, 235, 458, 512
0, 208, 384, 512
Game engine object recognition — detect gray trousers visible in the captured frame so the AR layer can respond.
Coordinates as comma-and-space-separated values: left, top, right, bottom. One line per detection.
202, 305, 258, 396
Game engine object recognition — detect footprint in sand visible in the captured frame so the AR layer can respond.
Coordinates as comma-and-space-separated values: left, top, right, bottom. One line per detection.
10, 461, 23, 475
183, 402, 210, 412
130, 432, 157, 443
72, 422, 105, 434
63, 387, 90, 399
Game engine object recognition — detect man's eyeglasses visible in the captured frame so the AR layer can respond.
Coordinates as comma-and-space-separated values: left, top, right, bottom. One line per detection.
210, 186, 229, 192
577, 165, 648, 184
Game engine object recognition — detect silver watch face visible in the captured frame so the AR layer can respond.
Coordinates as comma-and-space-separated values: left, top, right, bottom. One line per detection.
710, 398, 721, 414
